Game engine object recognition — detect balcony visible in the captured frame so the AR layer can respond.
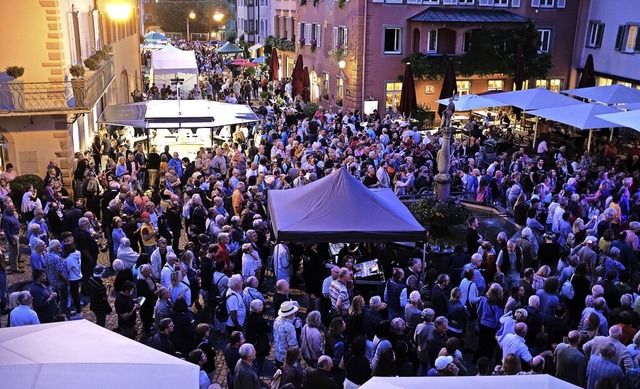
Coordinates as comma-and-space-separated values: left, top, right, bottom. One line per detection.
0, 56, 114, 116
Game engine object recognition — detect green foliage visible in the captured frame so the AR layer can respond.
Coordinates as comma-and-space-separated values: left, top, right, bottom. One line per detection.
5, 66, 24, 79
148, 1, 231, 34
84, 57, 100, 71
411, 104, 436, 130
302, 102, 319, 117
410, 197, 472, 226
265, 35, 295, 52
403, 22, 552, 81
69, 65, 86, 78
9, 174, 44, 209
338, 0, 346, 8
244, 67, 257, 77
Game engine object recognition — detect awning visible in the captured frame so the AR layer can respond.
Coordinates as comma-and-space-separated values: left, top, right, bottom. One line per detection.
248, 43, 263, 52
409, 7, 528, 23
98, 100, 259, 129
562, 84, 640, 105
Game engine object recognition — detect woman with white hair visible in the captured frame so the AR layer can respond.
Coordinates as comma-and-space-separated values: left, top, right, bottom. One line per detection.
300, 310, 323, 367
405, 291, 423, 329
241, 242, 261, 280
244, 299, 271, 377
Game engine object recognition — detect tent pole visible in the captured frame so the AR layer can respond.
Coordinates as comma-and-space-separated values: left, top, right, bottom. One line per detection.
587, 129, 593, 152
609, 127, 614, 142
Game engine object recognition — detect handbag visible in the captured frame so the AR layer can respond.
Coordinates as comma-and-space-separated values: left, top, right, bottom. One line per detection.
560, 274, 575, 299
465, 281, 478, 321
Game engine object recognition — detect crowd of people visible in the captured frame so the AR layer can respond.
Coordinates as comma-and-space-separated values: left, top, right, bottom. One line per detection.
2, 43, 640, 389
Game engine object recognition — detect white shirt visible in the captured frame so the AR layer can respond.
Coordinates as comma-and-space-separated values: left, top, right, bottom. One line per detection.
225, 289, 246, 327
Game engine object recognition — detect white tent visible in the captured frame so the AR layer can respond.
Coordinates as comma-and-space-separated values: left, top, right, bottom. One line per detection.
435, 94, 504, 111
562, 84, 640, 105
0, 320, 199, 389
359, 375, 581, 389
151, 44, 199, 97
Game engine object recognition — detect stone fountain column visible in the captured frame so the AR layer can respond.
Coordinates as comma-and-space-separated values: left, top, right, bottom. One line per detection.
434, 126, 454, 201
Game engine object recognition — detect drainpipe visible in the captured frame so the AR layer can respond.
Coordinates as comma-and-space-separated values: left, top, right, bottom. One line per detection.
361, 0, 368, 110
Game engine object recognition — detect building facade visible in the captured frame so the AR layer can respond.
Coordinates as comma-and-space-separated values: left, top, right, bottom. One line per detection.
237, 0, 271, 46
0, 0, 141, 180
295, 0, 581, 114
572, 0, 640, 88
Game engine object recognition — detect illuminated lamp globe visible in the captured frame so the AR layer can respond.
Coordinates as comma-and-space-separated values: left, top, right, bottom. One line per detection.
338, 60, 346, 69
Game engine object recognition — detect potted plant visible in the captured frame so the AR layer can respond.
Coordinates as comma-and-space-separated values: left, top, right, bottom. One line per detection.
310, 39, 317, 53
5, 66, 25, 111
84, 56, 100, 71
299, 38, 305, 49
338, 0, 346, 8
69, 65, 86, 107
409, 196, 472, 235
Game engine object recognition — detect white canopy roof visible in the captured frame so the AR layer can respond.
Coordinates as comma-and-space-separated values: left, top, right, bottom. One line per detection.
0, 320, 199, 389
529, 102, 621, 130
359, 375, 581, 389
491, 88, 582, 111
151, 44, 198, 75
597, 109, 640, 132
562, 84, 640, 105
435, 94, 504, 111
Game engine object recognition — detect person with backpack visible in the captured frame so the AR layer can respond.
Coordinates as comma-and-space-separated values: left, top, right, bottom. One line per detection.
224, 274, 246, 334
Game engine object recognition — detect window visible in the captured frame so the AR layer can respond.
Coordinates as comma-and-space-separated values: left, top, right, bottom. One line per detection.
535, 79, 548, 89
334, 26, 348, 47
463, 30, 473, 53
458, 0, 474, 4
597, 77, 613, 86
537, 29, 551, 53
616, 25, 640, 53
549, 79, 561, 92
586, 21, 605, 48
384, 28, 401, 54
322, 73, 329, 101
494, 0, 509, 6
385, 81, 402, 109
427, 30, 438, 53
617, 81, 632, 87
456, 81, 471, 95
538, 0, 553, 7
423, 0, 439, 3
487, 80, 504, 91
336, 77, 344, 106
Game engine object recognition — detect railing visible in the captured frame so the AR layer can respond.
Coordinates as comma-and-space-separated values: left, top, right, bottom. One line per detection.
0, 56, 114, 114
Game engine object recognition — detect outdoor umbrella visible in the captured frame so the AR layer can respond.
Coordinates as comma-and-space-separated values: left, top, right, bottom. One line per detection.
438, 58, 458, 118
252, 56, 266, 64
216, 41, 244, 54
578, 54, 596, 88
302, 66, 311, 103
269, 47, 279, 82
435, 94, 503, 111
291, 53, 305, 97
230, 59, 258, 67
562, 84, 640, 105
399, 62, 417, 117
529, 102, 621, 151
492, 88, 582, 146
513, 54, 525, 91
598, 109, 640, 132
144, 31, 168, 43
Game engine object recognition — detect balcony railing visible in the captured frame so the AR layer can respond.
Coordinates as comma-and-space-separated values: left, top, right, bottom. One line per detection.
0, 56, 114, 114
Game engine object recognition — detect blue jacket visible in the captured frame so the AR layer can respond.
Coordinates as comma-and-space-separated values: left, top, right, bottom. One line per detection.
167, 158, 183, 179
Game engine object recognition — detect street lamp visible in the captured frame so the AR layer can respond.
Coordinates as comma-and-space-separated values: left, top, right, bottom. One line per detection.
106, 3, 132, 20
186, 11, 195, 41
213, 10, 224, 23
338, 60, 346, 69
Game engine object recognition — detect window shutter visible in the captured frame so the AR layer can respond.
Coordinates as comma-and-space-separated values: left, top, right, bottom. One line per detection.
298, 22, 302, 41
79, 12, 88, 60
92, 10, 101, 49
334, 26, 338, 47
556, 0, 566, 8
305, 23, 312, 44
316, 24, 321, 47
344, 27, 348, 46
442, 0, 456, 4
478, 0, 492, 6
511, 0, 521, 6
371, 0, 383, 3
68, 12, 79, 64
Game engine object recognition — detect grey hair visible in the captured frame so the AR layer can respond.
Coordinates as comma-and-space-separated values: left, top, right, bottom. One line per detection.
369, 295, 382, 308
120, 237, 131, 247
78, 217, 90, 227
238, 343, 255, 359
48, 239, 61, 251
28, 223, 41, 234
137, 264, 151, 280
249, 299, 263, 312
17, 291, 32, 304
521, 227, 533, 238
608, 247, 620, 258
217, 232, 229, 243
228, 274, 243, 289
306, 310, 322, 328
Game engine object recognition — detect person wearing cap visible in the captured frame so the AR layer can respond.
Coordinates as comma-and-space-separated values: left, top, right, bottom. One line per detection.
427, 355, 459, 376
571, 236, 598, 279
86, 264, 112, 327
137, 211, 157, 257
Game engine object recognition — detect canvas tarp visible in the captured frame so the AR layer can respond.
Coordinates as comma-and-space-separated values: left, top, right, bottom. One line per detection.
359, 375, 581, 389
0, 320, 199, 389
267, 168, 425, 243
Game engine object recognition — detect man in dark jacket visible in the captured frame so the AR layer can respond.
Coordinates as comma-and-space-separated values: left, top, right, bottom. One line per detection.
234, 343, 260, 389
304, 355, 339, 389
149, 318, 177, 356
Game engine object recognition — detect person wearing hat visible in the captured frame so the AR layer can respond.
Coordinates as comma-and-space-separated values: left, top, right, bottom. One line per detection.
138, 211, 157, 256
427, 355, 459, 376
273, 300, 299, 369
571, 236, 598, 279
86, 264, 112, 327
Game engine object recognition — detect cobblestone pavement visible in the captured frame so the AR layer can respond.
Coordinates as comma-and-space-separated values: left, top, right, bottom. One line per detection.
1, 234, 309, 388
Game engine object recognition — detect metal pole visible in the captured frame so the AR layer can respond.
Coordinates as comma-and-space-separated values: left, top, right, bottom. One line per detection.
609, 127, 614, 142
186, 18, 190, 42
587, 129, 593, 152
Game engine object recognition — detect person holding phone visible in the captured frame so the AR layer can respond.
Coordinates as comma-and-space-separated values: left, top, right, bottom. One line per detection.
115, 280, 142, 339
